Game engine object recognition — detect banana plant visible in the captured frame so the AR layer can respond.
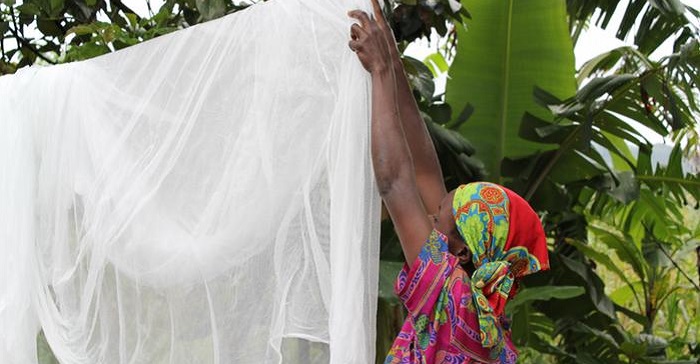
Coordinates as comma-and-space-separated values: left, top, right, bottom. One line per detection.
566, 0, 699, 54
445, 0, 577, 182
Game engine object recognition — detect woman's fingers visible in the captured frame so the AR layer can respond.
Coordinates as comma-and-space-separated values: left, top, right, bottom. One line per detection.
347, 7, 393, 73
350, 23, 367, 40
348, 10, 371, 28
348, 39, 361, 52
369, 0, 387, 27
363, 0, 393, 48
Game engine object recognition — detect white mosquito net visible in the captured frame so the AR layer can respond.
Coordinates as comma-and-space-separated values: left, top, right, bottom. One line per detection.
0, 0, 381, 362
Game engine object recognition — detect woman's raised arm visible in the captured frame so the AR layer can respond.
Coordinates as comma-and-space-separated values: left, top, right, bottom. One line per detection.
348, 3, 432, 265
373, 7, 447, 216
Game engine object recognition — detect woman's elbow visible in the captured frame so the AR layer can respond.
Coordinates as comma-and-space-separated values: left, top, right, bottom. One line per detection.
375, 166, 415, 198
376, 175, 396, 197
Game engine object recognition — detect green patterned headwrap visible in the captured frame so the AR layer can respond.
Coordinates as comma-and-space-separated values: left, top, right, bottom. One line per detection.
452, 182, 548, 357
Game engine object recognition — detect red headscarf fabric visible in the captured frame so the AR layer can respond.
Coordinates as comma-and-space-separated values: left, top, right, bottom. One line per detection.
452, 182, 549, 352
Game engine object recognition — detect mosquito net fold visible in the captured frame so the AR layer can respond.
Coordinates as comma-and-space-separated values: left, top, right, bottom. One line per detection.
0, 0, 381, 362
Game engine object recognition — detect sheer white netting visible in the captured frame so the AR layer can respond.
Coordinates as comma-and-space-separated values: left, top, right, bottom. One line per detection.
0, 0, 381, 362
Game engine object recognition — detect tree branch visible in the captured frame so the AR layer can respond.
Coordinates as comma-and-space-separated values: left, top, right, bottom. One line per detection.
655, 239, 700, 292
110, 0, 142, 21
1, 32, 5, 59
6, 25, 56, 64
9, 7, 56, 64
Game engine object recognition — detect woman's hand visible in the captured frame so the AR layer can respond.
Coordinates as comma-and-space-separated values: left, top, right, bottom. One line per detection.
347, 0, 395, 75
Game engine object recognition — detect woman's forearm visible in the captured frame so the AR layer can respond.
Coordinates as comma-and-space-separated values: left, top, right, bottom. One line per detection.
371, 66, 430, 264
370, 67, 416, 196
391, 57, 446, 213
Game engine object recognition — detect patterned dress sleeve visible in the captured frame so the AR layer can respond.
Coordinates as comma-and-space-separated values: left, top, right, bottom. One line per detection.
394, 229, 457, 321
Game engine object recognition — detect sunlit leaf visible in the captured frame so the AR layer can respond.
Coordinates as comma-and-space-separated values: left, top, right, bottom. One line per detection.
445, 0, 576, 181
506, 285, 585, 315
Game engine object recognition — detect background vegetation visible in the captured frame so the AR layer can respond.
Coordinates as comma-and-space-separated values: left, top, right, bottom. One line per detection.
1, 0, 697, 362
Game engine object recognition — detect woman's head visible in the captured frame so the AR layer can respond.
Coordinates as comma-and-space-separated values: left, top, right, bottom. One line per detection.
434, 182, 549, 277
436, 182, 549, 351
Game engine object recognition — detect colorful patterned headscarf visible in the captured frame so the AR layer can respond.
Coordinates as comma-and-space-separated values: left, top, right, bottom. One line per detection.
452, 182, 549, 354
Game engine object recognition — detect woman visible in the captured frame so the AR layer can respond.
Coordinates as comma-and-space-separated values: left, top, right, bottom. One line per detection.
347, 1, 550, 362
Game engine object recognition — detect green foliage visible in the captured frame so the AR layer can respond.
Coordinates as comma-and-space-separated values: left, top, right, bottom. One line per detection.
0, 0, 252, 71
389, 0, 470, 43
445, 0, 577, 182
438, 0, 699, 363
505, 285, 585, 315
36, 332, 58, 364
566, 0, 698, 54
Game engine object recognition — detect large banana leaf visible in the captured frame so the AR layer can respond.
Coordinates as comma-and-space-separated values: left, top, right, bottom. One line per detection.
445, 0, 576, 182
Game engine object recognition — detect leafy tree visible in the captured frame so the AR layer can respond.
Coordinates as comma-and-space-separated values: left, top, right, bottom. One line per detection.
0, 0, 250, 72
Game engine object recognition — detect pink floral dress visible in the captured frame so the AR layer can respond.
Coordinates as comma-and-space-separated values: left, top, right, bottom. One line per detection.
384, 230, 518, 364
